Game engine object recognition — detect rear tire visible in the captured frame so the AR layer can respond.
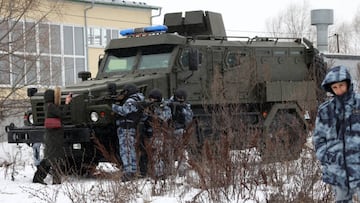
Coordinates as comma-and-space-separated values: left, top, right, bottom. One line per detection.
260, 110, 306, 163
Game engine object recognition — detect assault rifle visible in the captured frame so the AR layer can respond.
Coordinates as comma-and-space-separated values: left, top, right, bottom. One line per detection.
137, 100, 165, 112
168, 101, 187, 113
105, 83, 127, 103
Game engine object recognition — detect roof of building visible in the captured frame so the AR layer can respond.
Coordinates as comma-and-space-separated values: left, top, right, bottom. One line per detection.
70, 0, 161, 10
323, 53, 360, 60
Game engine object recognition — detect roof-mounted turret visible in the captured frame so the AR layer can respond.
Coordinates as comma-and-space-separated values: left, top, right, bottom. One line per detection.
163, 10, 226, 38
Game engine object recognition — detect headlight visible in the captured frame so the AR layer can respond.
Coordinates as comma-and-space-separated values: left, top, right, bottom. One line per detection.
90, 111, 99, 122
28, 113, 34, 124
73, 143, 81, 150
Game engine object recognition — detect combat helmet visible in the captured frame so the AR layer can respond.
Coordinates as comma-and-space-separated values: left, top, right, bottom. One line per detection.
174, 88, 187, 102
122, 83, 139, 97
149, 88, 162, 102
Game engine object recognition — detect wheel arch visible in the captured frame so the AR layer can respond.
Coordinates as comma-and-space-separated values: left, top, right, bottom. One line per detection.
263, 102, 308, 132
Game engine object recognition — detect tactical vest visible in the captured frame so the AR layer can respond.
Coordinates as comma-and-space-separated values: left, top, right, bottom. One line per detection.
143, 101, 169, 137
170, 102, 186, 129
118, 94, 143, 128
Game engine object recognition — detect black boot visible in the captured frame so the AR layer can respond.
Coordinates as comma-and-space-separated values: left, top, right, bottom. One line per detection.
33, 166, 47, 185
33, 159, 51, 185
121, 172, 135, 182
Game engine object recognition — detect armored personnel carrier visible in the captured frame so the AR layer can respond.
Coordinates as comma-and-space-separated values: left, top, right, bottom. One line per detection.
5, 10, 326, 171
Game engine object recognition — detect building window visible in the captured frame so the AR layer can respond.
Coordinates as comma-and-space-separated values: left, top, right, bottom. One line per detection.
0, 21, 86, 87
75, 27, 85, 56
50, 24, 61, 55
64, 57, 75, 86
87, 27, 119, 47
52, 56, 62, 86
64, 26, 74, 55
0, 55, 10, 85
40, 56, 51, 86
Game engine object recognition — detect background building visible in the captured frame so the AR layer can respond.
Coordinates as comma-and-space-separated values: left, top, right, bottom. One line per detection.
0, 0, 161, 88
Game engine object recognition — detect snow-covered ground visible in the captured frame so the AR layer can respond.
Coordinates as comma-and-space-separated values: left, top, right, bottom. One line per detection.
1, 135, 332, 203
0, 142, 266, 203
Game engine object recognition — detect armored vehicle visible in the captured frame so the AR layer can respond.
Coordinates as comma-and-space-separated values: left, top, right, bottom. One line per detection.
5, 10, 326, 171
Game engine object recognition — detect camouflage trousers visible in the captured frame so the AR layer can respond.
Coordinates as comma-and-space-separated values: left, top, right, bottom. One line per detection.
173, 128, 187, 176
32, 142, 42, 166
152, 133, 165, 178
117, 127, 137, 174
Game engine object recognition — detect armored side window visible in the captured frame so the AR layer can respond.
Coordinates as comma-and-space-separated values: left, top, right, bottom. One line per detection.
180, 49, 189, 67
226, 51, 247, 68
180, 48, 202, 68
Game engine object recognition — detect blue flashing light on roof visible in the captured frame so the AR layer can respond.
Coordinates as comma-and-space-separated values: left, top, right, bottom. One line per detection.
120, 25, 168, 36
120, 28, 135, 36
144, 25, 168, 32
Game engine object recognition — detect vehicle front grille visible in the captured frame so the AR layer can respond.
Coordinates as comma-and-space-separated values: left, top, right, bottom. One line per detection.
33, 99, 72, 125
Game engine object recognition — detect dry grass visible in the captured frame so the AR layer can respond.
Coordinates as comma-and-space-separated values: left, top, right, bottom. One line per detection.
9, 104, 337, 202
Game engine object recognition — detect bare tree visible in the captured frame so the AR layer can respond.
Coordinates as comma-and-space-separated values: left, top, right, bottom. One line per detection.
350, 7, 360, 54
265, 0, 315, 40
0, 0, 62, 120
327, 6, 360, 54
267, 1, 360, 54
328, 22, 354, 54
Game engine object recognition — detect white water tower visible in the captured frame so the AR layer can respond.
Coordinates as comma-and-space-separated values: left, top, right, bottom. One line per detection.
311, 9, 334, 53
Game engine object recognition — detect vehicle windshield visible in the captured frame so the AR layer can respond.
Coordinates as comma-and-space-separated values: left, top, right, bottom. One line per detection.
104, 45, 174, 73
105, 55, 135, 72
138, 53, 171, 70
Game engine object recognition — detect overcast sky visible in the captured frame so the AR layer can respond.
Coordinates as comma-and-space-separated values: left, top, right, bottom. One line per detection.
145, 0, 360, 36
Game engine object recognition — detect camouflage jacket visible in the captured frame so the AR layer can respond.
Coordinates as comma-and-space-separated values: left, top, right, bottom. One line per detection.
112, 93, 145, 128
313, 66, 360, 189
142, 99, 172, 136
167, 96, 193, 129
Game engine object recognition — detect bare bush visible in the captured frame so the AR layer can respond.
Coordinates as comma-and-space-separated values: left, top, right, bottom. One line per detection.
178, 57, 332, 202
63, 179, 138, 203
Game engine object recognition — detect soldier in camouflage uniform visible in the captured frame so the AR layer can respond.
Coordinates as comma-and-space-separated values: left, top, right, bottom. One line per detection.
141, 88, 172, 179
313, 65, 360, 202
112, 84, 144, 181
167, 88, 193, 177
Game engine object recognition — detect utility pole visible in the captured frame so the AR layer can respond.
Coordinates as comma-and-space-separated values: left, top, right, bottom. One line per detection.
334, 33, 339, 53
328, 33, 340, 53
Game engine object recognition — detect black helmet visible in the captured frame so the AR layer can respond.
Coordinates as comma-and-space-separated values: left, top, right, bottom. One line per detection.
122, 83, 138, 96
174, 88, 187, 102
148, 88, 162, 102
44, 89, 55, 103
